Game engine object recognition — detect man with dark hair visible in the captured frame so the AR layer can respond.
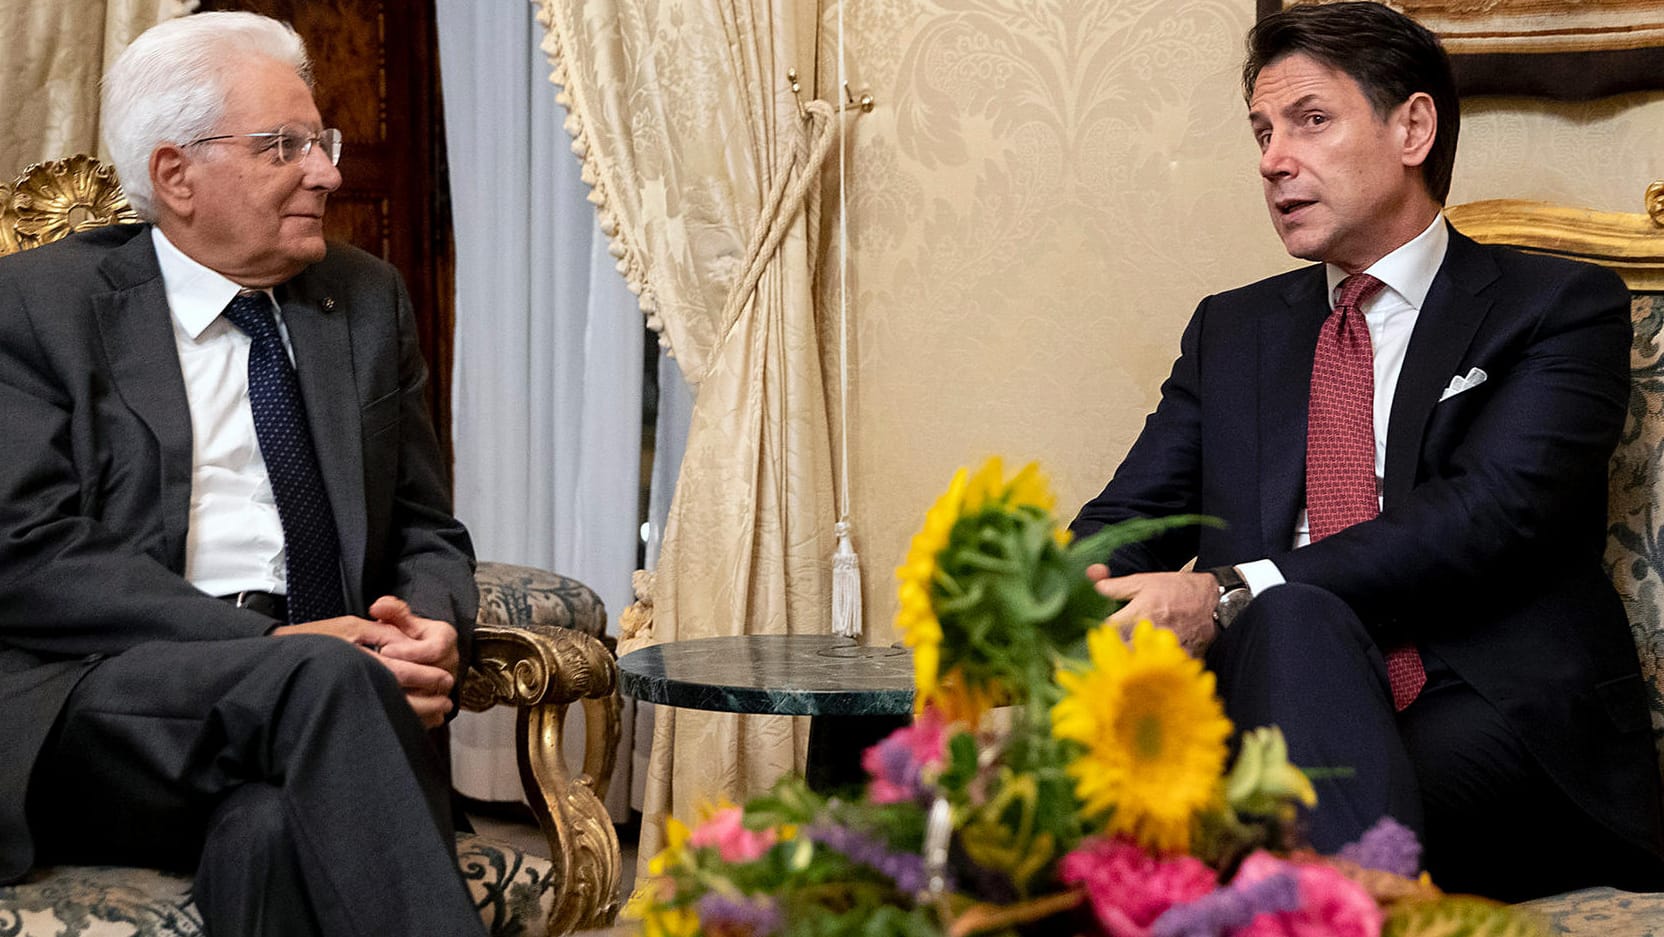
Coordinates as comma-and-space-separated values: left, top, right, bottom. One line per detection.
0, 12, 488, 936
1073, 0, 1664, 900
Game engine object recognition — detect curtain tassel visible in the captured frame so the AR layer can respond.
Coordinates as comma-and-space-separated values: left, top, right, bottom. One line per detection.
831, 520, 863, 638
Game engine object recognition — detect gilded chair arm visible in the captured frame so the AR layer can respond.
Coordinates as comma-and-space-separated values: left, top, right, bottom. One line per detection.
462, 562, 623, 934
461, 622, 621, 798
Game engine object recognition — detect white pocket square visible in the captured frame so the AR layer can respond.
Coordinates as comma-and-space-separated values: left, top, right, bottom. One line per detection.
1438, 367, 1487, 402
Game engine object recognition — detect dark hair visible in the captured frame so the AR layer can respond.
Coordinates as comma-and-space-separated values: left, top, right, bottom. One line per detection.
1243, 2, 1459, 203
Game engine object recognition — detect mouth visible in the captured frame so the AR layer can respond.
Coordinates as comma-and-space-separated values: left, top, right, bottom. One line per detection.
1274, 197, 1316, 220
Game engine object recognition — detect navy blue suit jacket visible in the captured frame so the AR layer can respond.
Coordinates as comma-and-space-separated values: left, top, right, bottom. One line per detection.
1073, 225, 1662, 859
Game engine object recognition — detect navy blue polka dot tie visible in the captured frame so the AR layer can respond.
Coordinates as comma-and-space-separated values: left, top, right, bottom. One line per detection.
223, 291, 346, 624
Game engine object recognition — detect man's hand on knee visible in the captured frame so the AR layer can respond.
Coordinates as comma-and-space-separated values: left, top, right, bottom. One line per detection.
272, 615, 405, 649
271, 613, 455, 727
1095, 570, 1220, 656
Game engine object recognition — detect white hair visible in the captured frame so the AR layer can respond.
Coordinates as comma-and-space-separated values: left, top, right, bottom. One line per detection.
101, 12, 312, 220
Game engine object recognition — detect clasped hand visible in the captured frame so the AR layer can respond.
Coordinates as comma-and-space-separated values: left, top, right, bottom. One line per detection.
272, 596, 460, 728
1088, 565, 1220, 657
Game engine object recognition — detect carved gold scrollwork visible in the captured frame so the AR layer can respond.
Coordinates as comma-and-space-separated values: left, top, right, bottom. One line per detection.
1445, 186, 1664, 292
461, 623, 623, 932
0, 180, 20, 256
3, 155, 140, 255
462, 624, 617, 711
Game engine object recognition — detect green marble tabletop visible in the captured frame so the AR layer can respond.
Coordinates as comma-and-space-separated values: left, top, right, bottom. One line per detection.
616, 635, 915, 716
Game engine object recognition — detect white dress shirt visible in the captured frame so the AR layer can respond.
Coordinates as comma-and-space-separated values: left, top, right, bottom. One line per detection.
152, 227, 292, 597
1238, 214, 1450, 594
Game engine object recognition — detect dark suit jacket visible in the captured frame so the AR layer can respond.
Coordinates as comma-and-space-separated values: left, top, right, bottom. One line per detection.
0, 224, 477, 881
1072, 225, 1664, 860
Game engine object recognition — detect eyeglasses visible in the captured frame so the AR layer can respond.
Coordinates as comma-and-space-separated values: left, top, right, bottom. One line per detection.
185, 125, 343, 166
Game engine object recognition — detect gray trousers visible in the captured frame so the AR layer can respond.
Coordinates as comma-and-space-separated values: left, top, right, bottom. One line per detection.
25, 634, 487, 937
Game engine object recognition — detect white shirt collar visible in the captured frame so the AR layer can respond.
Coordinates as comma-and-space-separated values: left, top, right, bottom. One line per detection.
151, 227, 273, 339
1324, 213, 1449, 311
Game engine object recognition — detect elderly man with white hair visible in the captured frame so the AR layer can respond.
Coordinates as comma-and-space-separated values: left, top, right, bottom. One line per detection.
0, 12, 486, 936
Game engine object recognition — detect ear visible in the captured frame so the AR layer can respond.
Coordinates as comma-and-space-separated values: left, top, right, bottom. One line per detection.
1397, 91, 1437, 170
149, 145, 195, 220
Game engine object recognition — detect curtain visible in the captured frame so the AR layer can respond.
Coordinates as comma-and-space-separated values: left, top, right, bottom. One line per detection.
0, 0, 193, 178
535, 0, 840, 860
437, 1, 649, 810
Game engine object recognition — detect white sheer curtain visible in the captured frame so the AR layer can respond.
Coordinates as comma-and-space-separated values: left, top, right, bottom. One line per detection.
438, 1, 679, 810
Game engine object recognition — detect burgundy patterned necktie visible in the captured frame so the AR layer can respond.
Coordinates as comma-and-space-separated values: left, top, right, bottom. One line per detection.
1305, 273, 1426, 711
223, 291, 346, 625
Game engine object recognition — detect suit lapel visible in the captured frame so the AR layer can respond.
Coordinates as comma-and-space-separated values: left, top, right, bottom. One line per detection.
1259, 266, 1330, 552
93, 230, 194, 567
1382, 226, 1497, 506
278, 272, 367, 610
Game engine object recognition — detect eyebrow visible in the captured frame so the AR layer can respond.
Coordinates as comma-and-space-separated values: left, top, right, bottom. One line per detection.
1248, 92, 1326, 125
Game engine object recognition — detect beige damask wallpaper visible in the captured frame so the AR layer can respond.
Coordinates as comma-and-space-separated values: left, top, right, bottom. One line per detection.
822, 0, 1664, 642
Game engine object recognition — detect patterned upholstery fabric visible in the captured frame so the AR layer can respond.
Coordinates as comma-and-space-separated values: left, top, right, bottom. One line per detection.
1519, 294, 1664, 935
1610, 294, 1664, 776
476, 561, 608, 640
1516, 887, 1664, 937
0, 833, 556, 937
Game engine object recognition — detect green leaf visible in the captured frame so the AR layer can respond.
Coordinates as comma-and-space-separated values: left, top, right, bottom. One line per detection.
1068, 514, 1224, 565
1382, 897, 1551, 937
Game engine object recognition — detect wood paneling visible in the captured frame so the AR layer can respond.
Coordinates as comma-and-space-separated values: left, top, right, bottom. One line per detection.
197, 0, 455, 465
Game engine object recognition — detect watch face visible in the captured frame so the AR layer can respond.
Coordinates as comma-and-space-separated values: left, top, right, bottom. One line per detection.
1216, 589, 1252, 628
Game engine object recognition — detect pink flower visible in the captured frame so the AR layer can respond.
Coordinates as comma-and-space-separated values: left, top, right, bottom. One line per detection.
1059, 838, 1218, 937
1231, 852, 1382, 937
862, 708, 950, 804
688, 807, 776, 864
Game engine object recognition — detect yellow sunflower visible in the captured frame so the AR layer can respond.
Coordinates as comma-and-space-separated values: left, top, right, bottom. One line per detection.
895, 467, 968, 701
1051, 621, 1233, 854
894, 457, 1058, 712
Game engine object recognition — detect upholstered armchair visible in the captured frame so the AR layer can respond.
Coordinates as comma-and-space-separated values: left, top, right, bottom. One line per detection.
0, 157, 622, 936
1447, 183, 1664, 935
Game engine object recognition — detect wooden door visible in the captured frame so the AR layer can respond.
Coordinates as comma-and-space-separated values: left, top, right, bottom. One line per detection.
196, 0, 456, 464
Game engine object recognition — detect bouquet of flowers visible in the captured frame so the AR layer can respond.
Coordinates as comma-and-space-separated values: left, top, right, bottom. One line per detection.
625, 458, 1548, 937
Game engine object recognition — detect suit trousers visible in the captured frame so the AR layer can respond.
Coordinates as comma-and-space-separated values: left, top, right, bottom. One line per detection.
24, 634, 488, 937
1208, 583, 1663, 902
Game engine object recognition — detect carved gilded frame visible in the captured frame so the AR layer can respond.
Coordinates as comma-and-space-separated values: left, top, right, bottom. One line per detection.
1256, 1, 1664, 99
1444, 182, 1664, 293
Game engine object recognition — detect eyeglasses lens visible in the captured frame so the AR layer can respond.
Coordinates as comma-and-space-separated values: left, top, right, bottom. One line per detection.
276, 127, 343, 166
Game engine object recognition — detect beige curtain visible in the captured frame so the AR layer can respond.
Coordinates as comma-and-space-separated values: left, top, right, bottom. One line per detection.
534, 0, 839, 860
0, 0, 194, 179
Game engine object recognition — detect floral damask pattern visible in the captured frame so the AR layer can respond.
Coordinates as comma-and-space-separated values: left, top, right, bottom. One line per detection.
1515, 885, 1664, 937
476, 561, 607, 640
1606, 294, 1664, 775
820, 0, 1282, 639
0, 834, 555, 937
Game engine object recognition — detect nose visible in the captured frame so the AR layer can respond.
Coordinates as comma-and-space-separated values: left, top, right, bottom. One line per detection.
301, 142, 342, 193
1259, 134, 1295, 181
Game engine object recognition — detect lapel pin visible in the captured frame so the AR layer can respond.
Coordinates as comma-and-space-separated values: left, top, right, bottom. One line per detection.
321, 296, 336, 312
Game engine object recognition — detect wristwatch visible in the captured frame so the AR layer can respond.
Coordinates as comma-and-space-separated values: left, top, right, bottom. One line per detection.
1209, 565, 1252, 630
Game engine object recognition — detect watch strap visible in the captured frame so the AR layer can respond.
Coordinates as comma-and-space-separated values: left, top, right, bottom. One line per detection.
1209, 565, 1247, 592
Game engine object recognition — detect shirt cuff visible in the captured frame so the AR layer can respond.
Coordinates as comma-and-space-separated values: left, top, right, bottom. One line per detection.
1235, 559, 1285, 595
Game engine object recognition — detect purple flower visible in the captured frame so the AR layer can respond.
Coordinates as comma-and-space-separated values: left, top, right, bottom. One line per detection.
695, 892, 782, 937
1336, 816, 1422, 878
807, 823, 933, 894
1149, 873, 1300, 937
